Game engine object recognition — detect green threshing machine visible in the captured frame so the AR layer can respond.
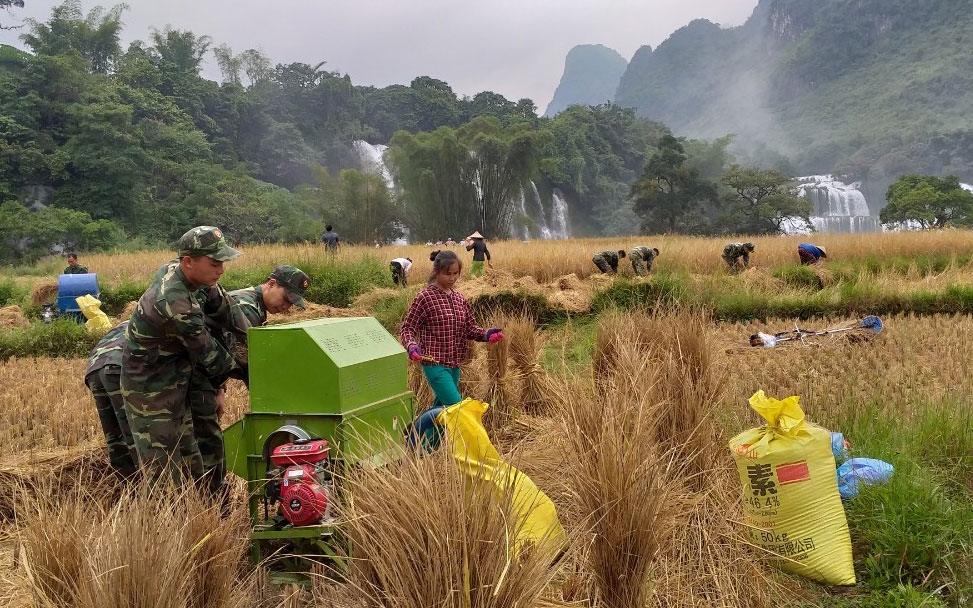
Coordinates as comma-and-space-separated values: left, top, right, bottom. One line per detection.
222, 317, 414, 573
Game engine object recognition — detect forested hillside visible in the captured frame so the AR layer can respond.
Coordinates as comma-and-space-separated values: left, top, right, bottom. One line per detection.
0, 1, 676, 263
609, 0, 973, 202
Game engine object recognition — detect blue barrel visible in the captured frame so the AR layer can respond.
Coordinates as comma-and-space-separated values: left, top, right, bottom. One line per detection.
56, 273, 101, 321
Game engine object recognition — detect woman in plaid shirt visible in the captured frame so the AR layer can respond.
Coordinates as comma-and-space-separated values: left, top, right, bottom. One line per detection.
400, 250, 504, 409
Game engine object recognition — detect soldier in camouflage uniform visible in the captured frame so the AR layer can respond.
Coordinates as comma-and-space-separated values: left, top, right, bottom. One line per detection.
229, 264, 310, 327
592, 249, 627, 275
63, 252, 88, 274
85, 321, 137, 478
722, 242, 755, 273
121, 226, 248, 490
629, 246, 660, 277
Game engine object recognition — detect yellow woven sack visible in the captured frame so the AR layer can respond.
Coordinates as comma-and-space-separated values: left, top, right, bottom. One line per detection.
437, 398, 567, 555
728, 390, 855, 585
75, 294, 113, 334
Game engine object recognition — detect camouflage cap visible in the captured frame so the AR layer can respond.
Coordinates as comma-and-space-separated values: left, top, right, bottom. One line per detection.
177, 226, 242, 261
269, 264, 311, 309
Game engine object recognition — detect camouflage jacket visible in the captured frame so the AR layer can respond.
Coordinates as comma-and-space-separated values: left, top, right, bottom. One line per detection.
122, 261, 244, 388
227, 286, 267, 328
723, 243, 750, 265
85, 321, 129, 377
595, 250, 620, 267
630, 246, 656, 263
63, 265, 89, 274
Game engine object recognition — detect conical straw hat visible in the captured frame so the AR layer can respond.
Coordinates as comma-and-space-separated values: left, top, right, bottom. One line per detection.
467, 231, 484, 239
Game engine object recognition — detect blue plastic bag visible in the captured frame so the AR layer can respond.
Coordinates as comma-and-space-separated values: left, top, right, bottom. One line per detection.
830, 432, 850, 463
837, 458, 894, 500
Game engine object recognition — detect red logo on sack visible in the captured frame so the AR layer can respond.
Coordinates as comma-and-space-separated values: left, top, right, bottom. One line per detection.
776, 461, 810, 485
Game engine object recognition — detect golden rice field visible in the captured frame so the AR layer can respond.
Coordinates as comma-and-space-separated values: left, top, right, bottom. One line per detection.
14, 229, 973, 286
3, 233, 973, 607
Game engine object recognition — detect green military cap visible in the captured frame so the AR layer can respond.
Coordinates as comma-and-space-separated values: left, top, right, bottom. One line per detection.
177, 226, 242, 261
269, 264, 311, 309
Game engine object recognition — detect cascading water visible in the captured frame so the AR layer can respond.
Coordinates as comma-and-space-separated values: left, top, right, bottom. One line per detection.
792, 175, 882, 234
550, 190, 569, 239
353, 141, 396, 192
353, 139, 571, 240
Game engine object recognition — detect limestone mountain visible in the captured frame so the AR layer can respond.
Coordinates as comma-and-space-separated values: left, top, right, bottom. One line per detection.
609, 0, 973, 200
544, 44, 628, 117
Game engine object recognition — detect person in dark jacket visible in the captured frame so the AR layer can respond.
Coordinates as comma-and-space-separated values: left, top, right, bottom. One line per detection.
465, 231, 492, 278
798, 243, 828, 265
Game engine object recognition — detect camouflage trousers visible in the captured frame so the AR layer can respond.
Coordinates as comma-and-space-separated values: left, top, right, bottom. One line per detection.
631, 257, 653, 277
121, 368, 224, 492
722, 253, 742, 273
592, 254, 614, 274
86, 366, 138, 478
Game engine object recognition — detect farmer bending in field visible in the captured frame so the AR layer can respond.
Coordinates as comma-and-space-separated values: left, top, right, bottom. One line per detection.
798, 243, 827, 265
592, 249, 626, 275
121, 226, 249, 493
390, 257, 413, 286
629, 246, 659, 276
722, 242, 754, 273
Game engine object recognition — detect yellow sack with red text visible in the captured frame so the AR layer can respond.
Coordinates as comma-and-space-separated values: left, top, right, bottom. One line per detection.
728, 390, 855, 585
437, 398, 567, 555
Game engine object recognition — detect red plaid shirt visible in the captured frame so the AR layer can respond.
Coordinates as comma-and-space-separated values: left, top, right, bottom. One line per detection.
400, 284, 487, 368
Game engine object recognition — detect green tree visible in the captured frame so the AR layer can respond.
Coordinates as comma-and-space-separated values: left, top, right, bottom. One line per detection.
880, 174, 973, 229
21, 1, 126, 73
720, 164, 812, 234
631, 134, 718, 234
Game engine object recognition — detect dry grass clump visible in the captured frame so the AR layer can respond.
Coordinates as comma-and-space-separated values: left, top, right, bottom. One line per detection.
334, 448, 561, 608
0, 358, 100, 459
17, 479, 251, 608
556, 309, 782, 607
117, 300, 139, 321
505, 314, 554, 416
269, 302, 369, 324
0, 445, 108, 520
29, 279, 59, 306
739, 267, 784, 290
0, 305, 29, 329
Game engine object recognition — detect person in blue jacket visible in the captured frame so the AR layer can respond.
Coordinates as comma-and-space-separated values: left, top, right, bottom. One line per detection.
798, 243, 827, 265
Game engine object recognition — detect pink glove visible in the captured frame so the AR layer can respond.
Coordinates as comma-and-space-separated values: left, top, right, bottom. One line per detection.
485, 328, 504, 343
407, 343, 422, 361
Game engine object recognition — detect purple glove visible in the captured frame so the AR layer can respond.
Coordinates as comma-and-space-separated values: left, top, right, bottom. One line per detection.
485, 328, 504, 343
407, 343, 422, 361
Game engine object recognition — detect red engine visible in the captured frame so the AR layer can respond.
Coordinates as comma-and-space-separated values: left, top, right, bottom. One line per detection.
269, 439, 330, 527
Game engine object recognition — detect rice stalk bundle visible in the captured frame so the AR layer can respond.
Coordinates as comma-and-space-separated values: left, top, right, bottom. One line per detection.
17, 479, 251, 608
29, 280, 58, 307
506, 314, 553, 416
334, 449, 560, 608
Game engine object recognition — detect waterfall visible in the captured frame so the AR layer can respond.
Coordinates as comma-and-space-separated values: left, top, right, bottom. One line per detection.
962, 183, 973, 193
550, 190, 570, 239
513, 188, 531, 240
788, 175, 881, 234
352, 141, 395, 192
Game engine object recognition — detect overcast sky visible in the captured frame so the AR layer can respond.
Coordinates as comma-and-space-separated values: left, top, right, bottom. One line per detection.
2, 0, 758, 111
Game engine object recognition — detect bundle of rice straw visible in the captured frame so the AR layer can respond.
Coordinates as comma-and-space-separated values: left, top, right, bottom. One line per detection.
270, 302, 369, 324
505, 314, 553, 415
0, 305, 29, 329
29, 279, 59, 306
0, 444, 107, 520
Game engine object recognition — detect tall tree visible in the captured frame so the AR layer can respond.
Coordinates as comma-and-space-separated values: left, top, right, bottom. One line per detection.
631, 134, 718, 234
21, 1, 126, 73
720, 164, 811, 234
147, 27, 211, 74
880, 174, 973, 229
